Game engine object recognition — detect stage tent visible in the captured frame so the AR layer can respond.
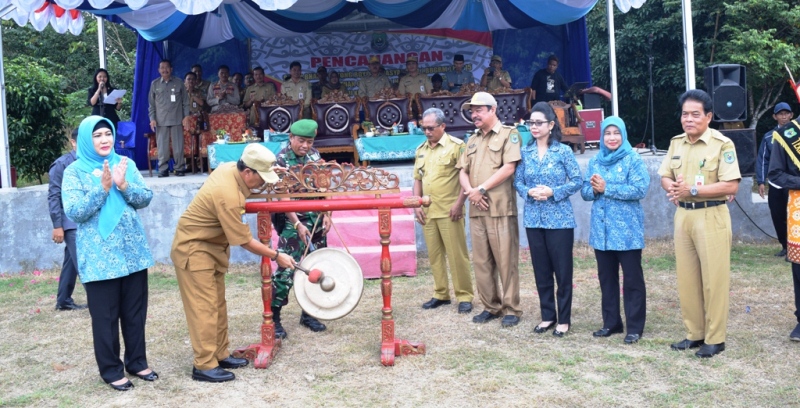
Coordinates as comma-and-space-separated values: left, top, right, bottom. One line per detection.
0, 0, 602, 176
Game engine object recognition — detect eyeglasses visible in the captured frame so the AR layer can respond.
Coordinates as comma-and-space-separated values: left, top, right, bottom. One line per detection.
421, 125, 441, 132
526, 120, 551, 127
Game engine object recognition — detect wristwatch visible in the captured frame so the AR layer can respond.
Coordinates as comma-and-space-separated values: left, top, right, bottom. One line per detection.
478, 185, 487, 195
270, 251, 279, 261
690, 186, 698, 196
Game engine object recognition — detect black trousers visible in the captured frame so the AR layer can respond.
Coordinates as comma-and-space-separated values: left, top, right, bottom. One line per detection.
527, 228, 574, 324
56, 229, 80, 306
84, 269, 149, 384
768, 186, 788, 250
792, 263, 800, 323
594, 249, 647, 335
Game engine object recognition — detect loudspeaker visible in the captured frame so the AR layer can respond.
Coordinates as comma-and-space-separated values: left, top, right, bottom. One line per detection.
703, 64, 747, 122
582, 93, 602, 109
718, 128, 756, 177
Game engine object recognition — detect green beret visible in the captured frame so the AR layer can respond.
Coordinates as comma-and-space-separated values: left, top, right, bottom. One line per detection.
290, 119, 318, 138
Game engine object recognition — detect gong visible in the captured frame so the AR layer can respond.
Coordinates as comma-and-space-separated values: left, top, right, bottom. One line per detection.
294, 248, 364, 320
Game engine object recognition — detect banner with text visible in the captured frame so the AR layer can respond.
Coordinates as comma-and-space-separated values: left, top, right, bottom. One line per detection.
251, 29, 493, 96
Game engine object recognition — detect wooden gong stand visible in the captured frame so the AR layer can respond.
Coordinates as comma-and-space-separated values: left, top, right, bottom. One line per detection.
232, 161, 428, 368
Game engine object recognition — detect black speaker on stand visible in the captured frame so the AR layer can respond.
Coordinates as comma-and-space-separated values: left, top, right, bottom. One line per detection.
717, 128, 756, 177
703, 64, 747, 122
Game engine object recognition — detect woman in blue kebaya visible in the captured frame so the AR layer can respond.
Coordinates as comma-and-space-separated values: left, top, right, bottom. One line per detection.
62, 116, 157, 391
514, 102, 582, 337
581, 116, 649, 344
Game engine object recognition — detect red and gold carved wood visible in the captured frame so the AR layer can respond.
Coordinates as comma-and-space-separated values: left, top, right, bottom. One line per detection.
232, 211, 281, 368
237, 161, 428, 368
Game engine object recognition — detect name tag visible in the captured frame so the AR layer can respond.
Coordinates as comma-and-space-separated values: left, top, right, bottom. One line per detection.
420, 85, 425, 92
695, 174, 704, 186
171, 94, 176, 102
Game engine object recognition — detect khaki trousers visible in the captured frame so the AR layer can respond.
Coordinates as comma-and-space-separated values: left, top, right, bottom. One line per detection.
674, 205, 731, 344
175, 266, 230, 370
470, 215, 521, 316
424, 217, 473, 302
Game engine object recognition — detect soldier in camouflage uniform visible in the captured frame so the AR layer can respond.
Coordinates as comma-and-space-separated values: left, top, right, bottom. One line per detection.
272, 119, 330, 339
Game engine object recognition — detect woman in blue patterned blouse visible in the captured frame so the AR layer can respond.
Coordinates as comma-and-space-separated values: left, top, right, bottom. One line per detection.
514, 102, 582, 337
62, 116, 157, 391
580, 116, 649, 344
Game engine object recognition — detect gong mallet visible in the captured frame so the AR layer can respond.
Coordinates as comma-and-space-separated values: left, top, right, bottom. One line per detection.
295, 264, 336, 292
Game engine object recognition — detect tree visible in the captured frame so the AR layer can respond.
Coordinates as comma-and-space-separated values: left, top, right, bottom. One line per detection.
586, 0, 800, 148
6, 56, 68, 183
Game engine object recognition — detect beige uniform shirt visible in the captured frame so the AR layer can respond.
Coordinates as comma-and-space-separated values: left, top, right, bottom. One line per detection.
657, 127, 742, 202
187, 87, 207, 115
457, 121, 521, 217
207, 81, 240, 112
282, 78, 312, 107
170, 163, 254, 272
196, 79, 211, 97
358, 74, 392, 98
397, 73, 433, 98
486, 70, 512, 92
414, 133, 465, 219
242, 83, 277, 125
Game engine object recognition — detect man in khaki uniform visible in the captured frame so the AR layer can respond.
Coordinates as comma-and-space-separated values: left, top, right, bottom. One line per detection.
207, 65, 240, 113
184, 72, 208, 115
658, 89, 740, 358
414, 107, 473, 314
397, 55, 432, 119
171, 144, 295, 383
192, 64, 211, 96
358, 56, 392, 98
457, 92, 522, 327
242, 67, 277, 126
480, 55, 512, 92
282, 61, 312, 118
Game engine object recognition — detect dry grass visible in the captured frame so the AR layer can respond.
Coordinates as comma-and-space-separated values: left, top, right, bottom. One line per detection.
1, 240, 799, 408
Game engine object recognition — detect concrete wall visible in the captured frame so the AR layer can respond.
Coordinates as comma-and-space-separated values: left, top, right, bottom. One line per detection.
0, 154, 774, 273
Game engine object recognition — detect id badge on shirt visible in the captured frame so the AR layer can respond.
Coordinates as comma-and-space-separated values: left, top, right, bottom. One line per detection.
298, 90, 304, 100
695, 174, 704, 186
170, 94, 176, 103
420, 85, 425, 92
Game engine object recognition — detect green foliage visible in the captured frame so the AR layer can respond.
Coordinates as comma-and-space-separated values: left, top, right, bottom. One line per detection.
5, 56, 68, 184
586, 0, 800, 148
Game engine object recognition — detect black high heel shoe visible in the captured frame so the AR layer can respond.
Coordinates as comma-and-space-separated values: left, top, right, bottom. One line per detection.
109, 379, 134, 391
533, 321, 556, 334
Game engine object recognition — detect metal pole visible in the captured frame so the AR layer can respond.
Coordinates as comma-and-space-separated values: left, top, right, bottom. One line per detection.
0, 5, 13, 189
682, 0, 696, 90
607, 0, 619, 116
97, 16, 106, 68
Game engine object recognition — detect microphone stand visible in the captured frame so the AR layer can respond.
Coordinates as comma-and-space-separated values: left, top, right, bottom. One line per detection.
640, 34, 665, 156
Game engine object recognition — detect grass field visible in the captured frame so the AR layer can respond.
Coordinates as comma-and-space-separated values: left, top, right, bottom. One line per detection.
0, 240, 798, 408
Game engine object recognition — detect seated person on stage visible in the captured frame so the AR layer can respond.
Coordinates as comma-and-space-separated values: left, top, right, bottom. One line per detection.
282, 61, 312, 118
397, 55, 432, 119
445, 54, 475, 93
481, 55, 512, 92
530, 55, 568, 103
321, 70, 344, 98
207, 65, 240, 113
242, 67, 277, 126
431, 74, 444, 93
184, 72, 209, 115
312, 66, 328, 100
192, 64, 211, 97
358, 56, 392, 98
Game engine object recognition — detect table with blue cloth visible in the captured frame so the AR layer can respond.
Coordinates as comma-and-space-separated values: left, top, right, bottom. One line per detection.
354, 128, 532, 162
207, 141, 286, 169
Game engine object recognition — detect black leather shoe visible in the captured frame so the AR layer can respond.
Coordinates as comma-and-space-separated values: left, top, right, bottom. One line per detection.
218, 356, 248, 369
775, 248, 787, 257
670, 338, 705, 350
533, 321, 555, 334
593, 326, 624, 337
55, 302, 88, 311
129, 369, 158, 381
157, 171, 169, 178
472, 310, 500, 324
553, 325, 569, 337
192, 367, 235, 383
422, 298, 452, 309
457, 302, 473, 314
790, 324, 800, 341
175, 170, 186, 177
695, 342, 725, 358
109, 379, 134, 391
624, 334, 641, 344
300, 311, 327, 332
501, 315, 520, 328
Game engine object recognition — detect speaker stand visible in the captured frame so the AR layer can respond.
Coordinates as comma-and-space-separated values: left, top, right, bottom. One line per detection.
639, 45, 666, 156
